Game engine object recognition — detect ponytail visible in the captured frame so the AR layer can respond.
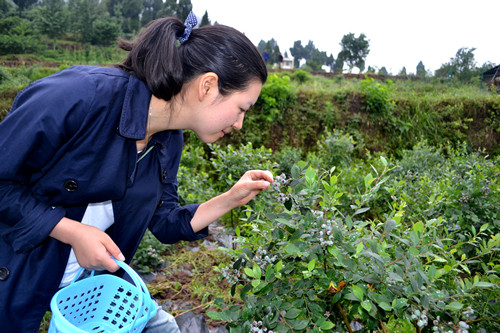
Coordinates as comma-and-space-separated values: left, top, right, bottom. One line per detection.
117, 16, 267, 101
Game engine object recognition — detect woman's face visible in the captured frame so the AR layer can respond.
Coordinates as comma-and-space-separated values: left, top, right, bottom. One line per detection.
194, 80, 262, 143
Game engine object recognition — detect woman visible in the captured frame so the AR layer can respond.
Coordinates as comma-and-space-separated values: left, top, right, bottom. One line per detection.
0, 13, 271, 332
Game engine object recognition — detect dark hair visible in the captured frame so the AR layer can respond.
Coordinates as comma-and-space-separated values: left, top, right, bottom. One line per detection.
117, 17, 267, 101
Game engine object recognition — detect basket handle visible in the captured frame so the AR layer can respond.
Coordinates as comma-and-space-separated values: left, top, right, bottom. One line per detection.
112, 257, 152, 330
70, 257, 153, 331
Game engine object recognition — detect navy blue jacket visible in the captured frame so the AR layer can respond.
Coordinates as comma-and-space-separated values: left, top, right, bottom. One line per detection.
0, 66, 208, 332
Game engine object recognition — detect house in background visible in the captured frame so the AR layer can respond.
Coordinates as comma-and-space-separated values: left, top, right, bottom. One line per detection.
279, 55, 294, 70
482, 64, 500, 92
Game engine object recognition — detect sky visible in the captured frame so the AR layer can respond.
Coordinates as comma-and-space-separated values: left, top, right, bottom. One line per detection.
190, 0, 498, 74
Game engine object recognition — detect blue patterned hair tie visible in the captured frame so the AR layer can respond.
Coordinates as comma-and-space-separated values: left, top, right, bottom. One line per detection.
178, 11, 197, 44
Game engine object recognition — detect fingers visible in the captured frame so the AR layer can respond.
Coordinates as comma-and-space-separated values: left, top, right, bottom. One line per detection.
71, 224, 123, 272
245, 170, 274, 183
101, 238, 125, 272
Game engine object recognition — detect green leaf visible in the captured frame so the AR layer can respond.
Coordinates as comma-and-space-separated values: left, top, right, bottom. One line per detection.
445, 301, 464, 311
251, 279, 260, 289
409, 246, 419, 256
345, 216, 353, 229
354, 207, 370, 216
356, 242, 364, 256
384, 219, 396, 233
291, 165, 300, 179
413, 221, 424, 233
378, 301, 392, 311
473, 281, 495, 288
265, 265, 275, 282
285, 308, 301, 319
361, 300, 372, 312
320, 320, 334, 330
380, 156, 388, 167
364, 173, 374, 189
276, 322, 290, 333
392, 298, 408, 309
352, 285, 365, 301
275, 260, 283, 272
285, 243, 300, 255
206, 311, 222, 320
479, 223, 489, 233
244, 267, 254, 278
307, 259, 316, 271
290, 319, 309, 330
252, 263, 262, 279
305, 167, 317, 184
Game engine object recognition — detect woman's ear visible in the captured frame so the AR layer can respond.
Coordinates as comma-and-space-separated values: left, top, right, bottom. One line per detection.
198, 72, 219, 100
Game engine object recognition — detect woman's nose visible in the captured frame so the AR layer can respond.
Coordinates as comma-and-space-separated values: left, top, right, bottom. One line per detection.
232, 113, 245, 130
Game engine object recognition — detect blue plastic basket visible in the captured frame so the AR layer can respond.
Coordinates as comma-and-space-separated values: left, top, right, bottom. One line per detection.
49, 258, 157, 333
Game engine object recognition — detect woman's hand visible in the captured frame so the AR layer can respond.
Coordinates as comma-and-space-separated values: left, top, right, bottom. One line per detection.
50, 217, 124, 272
227, 170, 274, 207
190, 170, 273, 232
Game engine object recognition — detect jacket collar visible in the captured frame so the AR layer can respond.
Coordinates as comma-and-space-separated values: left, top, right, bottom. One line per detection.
118, 74, 152, 140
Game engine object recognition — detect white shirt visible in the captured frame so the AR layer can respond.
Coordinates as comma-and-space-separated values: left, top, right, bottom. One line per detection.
59, 200, 114, 287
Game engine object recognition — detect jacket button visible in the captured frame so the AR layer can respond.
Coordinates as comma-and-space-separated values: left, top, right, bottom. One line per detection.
162, 170, 168, 180
0, 267, 9, 281
64, 179, 78, 192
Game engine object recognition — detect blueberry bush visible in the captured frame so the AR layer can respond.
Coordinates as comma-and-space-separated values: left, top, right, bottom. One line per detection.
208, 151, 499, 332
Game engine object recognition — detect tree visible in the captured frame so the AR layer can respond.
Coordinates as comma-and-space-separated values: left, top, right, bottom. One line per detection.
289, 40, 316, 68
435, 47, 478, 83
121, 0, 142, 34
0, 0, 15, 17
68, 0, 98, 44
435, 62, 453, 80
141, 0, 164, 25
176, 0, 192, 20
157, 0, 176, 17
91, 15, 121, 46
326, 54, 335, 72
32, 0, 68, 48
12, 0, 38, 11
378, 66, 388, 75
453, 47, 476, 81
0, 16, 44, 54
303, 40, 315, 62
307, 49, 324, 71
398, 67, 407, 76
338, 32, 370, 72
289, 40, 305, 68
333, 52, 344, 72
258, 38, 280, 65
200, 10, 210, 27
416, 61, 426, 77
306, 49, 334, 72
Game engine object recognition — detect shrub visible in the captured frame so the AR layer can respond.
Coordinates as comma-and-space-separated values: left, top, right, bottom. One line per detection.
209, 159, 499, 332
307, 129, 357, 171
0, 16, 45, 55
292, 70, 311, 84
359, 76, 395, 116
255, 74, 296, 123
177, 145, 216, 206
209, 142, 279, 227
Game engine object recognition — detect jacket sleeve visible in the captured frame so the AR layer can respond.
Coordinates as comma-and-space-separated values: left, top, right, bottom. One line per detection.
148, 130, 209, 243
0, 68, 94, 253
148, 184, 208, 244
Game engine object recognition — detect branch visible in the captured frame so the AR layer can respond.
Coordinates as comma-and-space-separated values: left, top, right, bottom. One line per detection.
336, 303, 353, 333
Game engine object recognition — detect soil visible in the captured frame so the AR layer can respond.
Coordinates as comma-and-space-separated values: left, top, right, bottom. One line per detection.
144, 234, 235, 330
